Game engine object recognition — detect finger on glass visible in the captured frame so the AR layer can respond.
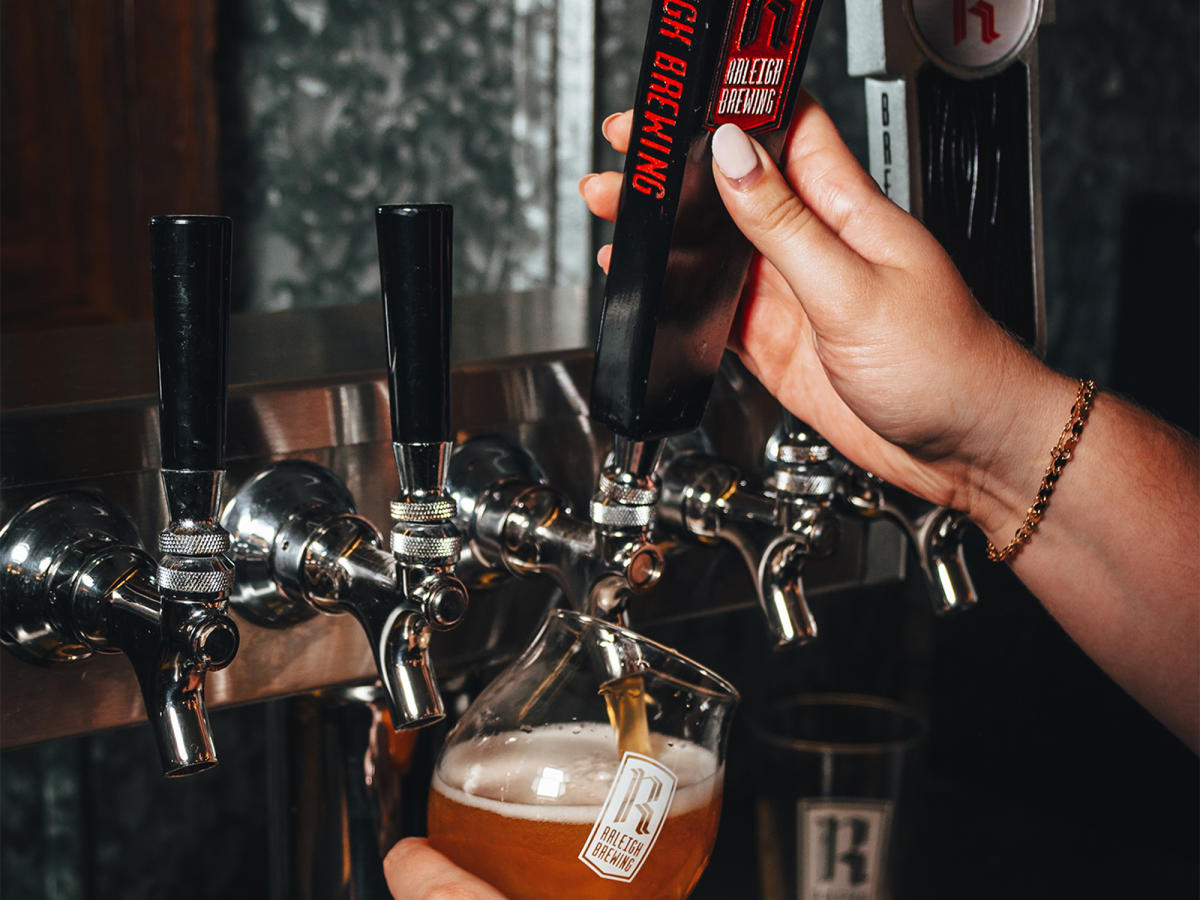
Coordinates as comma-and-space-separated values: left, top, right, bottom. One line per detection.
384, 837, 508, 900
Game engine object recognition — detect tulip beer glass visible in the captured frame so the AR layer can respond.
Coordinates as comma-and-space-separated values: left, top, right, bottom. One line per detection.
428, 610, 738, 899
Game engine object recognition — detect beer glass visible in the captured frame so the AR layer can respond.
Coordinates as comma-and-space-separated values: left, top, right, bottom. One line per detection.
751, 694, 926, 900
428, 609, 738, 899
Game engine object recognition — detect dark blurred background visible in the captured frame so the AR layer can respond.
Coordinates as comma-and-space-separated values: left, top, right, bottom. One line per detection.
2, 1, 1196, 898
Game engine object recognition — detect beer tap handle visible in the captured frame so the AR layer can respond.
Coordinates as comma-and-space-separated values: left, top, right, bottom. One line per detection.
373, 203, 466, 727
376, 204, 452, 454
846, 2, 1047, 352
149, 215, 235, 582
590, 0, 825, 442
150, 216, 232, 476
149, 215, 235, 601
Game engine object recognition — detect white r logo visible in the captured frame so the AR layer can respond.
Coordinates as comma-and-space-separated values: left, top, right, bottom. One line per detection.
613, 767, 665, 835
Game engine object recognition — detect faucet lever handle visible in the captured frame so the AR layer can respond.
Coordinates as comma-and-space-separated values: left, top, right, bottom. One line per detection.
375, 203, 453, 449
149, 215, 232, 473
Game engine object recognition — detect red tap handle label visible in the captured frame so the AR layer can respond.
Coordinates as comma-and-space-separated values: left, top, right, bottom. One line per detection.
705, 0, 818, 134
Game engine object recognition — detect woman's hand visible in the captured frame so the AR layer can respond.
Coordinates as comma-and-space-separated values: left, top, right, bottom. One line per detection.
579, 98, 1071, 538
580, 98, 1200, 750
384, 838, 507, 899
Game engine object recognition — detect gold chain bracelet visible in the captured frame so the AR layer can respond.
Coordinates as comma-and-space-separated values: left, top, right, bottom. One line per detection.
986, 378, 1097, 563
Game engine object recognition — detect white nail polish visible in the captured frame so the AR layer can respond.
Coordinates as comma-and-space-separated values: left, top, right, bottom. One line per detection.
711, 124, 759, 181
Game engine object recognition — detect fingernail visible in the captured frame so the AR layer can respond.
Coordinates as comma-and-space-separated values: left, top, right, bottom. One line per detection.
578, 173, 598, 198
712, 123, 761, 187
601, 112, 623, 142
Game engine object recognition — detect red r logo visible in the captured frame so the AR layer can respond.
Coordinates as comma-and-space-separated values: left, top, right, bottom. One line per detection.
954, 0, 1001, 45
739, 0, 795, 49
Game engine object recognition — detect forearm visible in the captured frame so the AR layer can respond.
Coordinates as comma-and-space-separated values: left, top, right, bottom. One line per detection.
968, 376, 1200, 749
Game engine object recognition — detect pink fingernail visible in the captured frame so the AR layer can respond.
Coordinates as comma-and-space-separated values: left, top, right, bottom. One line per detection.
578, 173, 597, 197
712, 123, 761, 185
601, 113, 623, 142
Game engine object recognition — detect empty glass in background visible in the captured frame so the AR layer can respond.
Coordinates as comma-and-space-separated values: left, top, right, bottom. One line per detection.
427, 609, 739, 900
752, 694, 925, 900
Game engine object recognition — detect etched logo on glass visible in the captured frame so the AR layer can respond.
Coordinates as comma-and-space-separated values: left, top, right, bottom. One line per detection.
798, 800, 892, 900
579, 752, 678, 882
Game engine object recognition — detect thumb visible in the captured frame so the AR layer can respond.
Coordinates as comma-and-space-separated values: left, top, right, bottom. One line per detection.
710, 123, 870, 330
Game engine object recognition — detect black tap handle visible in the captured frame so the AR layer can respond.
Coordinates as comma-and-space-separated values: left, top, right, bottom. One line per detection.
375, 204, 452, 445
150, 216, 232, 472
917, 63, 1040, 351
590, 0, 824, 440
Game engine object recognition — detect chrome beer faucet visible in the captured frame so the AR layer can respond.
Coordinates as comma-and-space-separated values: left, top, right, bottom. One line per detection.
222, 204, 466, 728
656, 412, 839, 647
0, 216, 238, 775
768, 411, 977, 616
837, 465, 979, 615
447, 433, 665, 618
657, 404, 978, 645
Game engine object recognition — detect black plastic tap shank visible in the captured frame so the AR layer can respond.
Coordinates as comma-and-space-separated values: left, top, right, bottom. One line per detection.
375, 204, 452, 445
149, 216, 232, 471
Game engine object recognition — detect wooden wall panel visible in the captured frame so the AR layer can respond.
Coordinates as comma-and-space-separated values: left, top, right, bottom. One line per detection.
1, 0, 220, 331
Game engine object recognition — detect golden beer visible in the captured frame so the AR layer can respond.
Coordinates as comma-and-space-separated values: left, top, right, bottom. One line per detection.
428, 722, 723, 900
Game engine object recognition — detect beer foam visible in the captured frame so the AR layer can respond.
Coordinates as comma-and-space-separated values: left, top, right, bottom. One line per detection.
433, 721, 721, 824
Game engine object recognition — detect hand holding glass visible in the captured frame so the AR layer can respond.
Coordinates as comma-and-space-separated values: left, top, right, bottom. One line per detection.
428, 610, 738, 899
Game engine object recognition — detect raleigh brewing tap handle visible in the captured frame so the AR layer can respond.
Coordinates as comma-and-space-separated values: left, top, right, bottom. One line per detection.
376, 204, 453, 448
150, 216, 232, 472
591, 0, 824, 441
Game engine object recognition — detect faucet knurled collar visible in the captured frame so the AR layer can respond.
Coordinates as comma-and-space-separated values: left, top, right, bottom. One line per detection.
769, 470, 839, 497
391, 531, 462, 561
589, 501, 655, 528
158, 530, 231, 555
595, 470, 658, 506
773, 442, 833, 464
156, 565, 235, 594
390, 497, 456, 523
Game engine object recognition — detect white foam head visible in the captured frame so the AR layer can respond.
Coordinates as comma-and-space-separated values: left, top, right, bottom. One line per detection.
433, 722, 721, 824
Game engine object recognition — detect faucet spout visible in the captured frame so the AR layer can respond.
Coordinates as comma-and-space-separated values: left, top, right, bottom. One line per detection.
445, 435, 663, 617
309, 542, 446, 724
379, 605, 442, 728
659, 450, 822, 646
839, 468, 979, 614
759, 540, 819, 646
74, 542, 237, 776
919, 507, 979, 614
223, 461, 467, 731
123, 633, 219, 777
300, 506, 461, 729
